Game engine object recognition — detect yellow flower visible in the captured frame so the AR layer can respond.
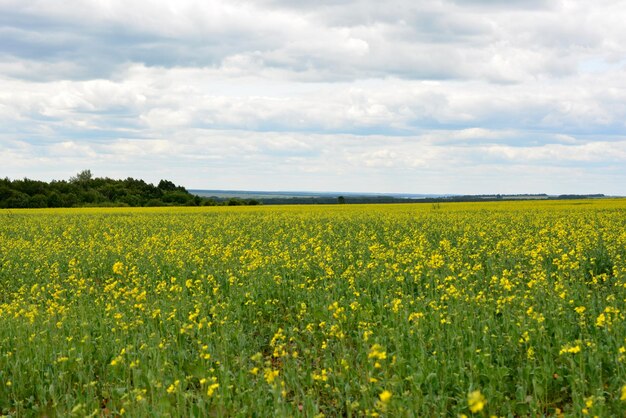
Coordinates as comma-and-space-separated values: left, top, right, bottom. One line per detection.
368, 344, 387, 361
312, 369, 329, 382
379, 390, 392, 403
166, 380, 179, 394
264, 368, 279, 384
112, 261, 124, 275
621, 385, 626, 401
468, 390, 486, 413
559, 343, 581, 355
207, 383, 219, 397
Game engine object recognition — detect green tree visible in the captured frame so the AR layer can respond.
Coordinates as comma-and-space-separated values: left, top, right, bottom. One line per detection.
158, 179, 177, 191
70, 169, 93, 183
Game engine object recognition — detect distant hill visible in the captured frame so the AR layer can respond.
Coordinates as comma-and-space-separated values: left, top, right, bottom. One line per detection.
191, 190, 608, 205
190, 189, 444, 201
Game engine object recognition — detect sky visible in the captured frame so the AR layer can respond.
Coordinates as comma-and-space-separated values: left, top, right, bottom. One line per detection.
1, 0, 626, 195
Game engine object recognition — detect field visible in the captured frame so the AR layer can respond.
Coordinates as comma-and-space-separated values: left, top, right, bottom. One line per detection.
1, 200, 626, 417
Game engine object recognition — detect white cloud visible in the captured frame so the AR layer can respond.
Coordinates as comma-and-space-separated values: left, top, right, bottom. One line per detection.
0, 0, 625, 194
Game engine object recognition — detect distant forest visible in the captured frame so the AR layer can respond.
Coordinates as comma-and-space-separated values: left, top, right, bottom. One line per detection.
256, 193, 606, 205
0, 170, 260, 208
0, 171, 608, 209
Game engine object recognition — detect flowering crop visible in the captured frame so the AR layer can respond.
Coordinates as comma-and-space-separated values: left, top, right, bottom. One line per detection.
1, 200, 626, 416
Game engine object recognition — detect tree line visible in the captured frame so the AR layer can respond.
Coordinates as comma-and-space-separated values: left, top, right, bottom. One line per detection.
0, 170, 260, 208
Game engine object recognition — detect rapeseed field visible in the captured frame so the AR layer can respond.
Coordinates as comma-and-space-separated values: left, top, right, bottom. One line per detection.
1, 200, 626, 416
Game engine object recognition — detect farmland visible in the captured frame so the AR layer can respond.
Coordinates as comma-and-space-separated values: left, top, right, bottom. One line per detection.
1, 200, 626, 416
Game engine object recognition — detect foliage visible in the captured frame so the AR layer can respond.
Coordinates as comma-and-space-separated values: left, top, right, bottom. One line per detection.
1, 200, 626, 416
0, 172, 259, 208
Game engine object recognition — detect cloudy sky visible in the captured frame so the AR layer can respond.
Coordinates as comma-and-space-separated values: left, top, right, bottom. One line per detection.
1, 0, 626, 194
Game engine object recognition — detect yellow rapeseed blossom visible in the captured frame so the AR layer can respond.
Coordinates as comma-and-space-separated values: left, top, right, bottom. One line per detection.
264, 369, 279, 384
379, 390, 392, 404
207, 383, 219, 397
468, 390, 486, 413
559, 343, 582, 355
368, 344, 387, 361
312, 369, 329, 382
112, 261, 124, 275
166, 380, 180, 394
